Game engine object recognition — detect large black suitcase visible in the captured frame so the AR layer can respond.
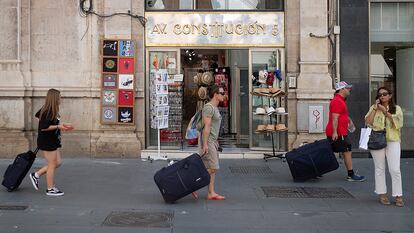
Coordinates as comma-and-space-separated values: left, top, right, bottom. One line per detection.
285, 139, 338, 182
154, 153, 210, 203
2, 148, 38, 192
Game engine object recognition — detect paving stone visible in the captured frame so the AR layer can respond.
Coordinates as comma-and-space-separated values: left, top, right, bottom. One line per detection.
0, 158, 413, 233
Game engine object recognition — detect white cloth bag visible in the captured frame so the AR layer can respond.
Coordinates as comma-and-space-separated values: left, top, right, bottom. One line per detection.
359, 127, 372, 150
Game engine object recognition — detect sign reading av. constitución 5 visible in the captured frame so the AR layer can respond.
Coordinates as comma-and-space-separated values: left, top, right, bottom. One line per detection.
145, 12, 284, 47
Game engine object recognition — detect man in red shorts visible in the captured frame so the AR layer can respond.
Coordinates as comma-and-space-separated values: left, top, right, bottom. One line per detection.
326, 81, 365, 181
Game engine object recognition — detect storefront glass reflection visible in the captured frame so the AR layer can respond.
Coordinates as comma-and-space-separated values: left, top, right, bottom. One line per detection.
370, 3, 414, 128
251, 50, 287, 150
146, 0, 283, 10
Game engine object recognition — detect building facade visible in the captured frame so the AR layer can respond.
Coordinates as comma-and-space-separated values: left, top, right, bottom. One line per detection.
0, 0, 412, 158
341, 0, 414, 155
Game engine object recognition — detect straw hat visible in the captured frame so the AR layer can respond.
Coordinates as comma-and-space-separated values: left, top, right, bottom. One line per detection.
269, 88, 280, 94
275, 124, 288, 131
260, 88, 270, 94
271, 89, 286, 97
201, 72, 213, 85
266, 124, 275, 132
195, 72, 203, 84
255, 124, 266, 133
193, 75, 199, 84
198, 86, 208, 100
252, 88, 262, 95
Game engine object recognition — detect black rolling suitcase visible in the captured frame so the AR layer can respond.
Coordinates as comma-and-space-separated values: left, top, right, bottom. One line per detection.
2, 148, 38, 192
285, 139, 338, 182
154, 153, 210, 203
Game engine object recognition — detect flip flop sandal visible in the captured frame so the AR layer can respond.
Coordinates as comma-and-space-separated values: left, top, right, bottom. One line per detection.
206, 195, 226, 200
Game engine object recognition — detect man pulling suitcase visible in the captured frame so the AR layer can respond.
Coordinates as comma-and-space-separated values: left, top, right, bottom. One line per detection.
326, 81, 365, 182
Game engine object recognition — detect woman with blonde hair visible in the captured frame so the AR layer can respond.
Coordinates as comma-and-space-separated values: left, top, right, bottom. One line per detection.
365, 87, 404, 206
29, 89, 73, 196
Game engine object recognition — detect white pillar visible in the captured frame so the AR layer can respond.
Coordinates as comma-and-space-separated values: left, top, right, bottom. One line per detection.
293, 0, 334, 147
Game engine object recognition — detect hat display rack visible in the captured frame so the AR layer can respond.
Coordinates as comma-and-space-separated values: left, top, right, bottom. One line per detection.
193, 66, 231, 138
194, 70, 212, 111
251, 66, 288, 161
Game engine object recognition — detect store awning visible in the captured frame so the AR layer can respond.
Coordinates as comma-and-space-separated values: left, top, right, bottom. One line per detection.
370, 54, 393, 77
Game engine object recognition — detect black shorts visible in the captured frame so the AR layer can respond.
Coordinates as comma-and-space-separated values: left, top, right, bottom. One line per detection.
37, 134, 61, 151
327, 135, 352, 153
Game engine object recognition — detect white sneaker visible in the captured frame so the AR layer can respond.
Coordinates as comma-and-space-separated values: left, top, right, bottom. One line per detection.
29, 173, 39, 191
46, 187, 64, 196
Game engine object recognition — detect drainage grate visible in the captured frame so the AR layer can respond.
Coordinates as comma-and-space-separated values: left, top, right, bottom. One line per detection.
229, 166, 272, 175
102, 211, 173, 228
0, 205, 28, 210
304, 187, 354, 198
261, 186, 354, 198
262, 186, 308, 198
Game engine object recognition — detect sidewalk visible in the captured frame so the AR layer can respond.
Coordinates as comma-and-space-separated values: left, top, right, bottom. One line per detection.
0, 157, 413, 233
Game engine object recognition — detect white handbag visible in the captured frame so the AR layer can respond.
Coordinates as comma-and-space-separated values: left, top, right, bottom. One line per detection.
359, 127, 372, 150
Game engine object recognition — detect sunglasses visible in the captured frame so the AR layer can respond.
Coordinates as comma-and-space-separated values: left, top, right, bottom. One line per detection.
378, 92, 389, 97
218, 92, 225, 95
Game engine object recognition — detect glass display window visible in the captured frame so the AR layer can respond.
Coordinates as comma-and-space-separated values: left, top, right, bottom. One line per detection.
370, 3, 414, 127
146, 0, 284, 11
250, 49, 287, 151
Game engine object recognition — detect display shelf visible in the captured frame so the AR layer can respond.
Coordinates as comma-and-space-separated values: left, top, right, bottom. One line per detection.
251, 90, 288, 161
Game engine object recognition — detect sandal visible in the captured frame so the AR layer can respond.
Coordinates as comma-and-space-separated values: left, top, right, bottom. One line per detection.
206, 195, 226, 201
379, 194, 390, 205
395, 196, 404, 207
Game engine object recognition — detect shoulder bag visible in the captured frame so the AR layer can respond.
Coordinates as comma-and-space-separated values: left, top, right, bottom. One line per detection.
367, 112, 387, 150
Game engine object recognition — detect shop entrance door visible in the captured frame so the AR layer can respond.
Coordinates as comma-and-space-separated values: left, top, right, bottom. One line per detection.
180, 49, 250, 149
232, 50, 250, 146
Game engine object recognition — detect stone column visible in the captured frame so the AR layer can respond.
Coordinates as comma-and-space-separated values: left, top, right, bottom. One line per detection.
0, 0, 30, 157
285, 0, 300, 150
293, 0, 334, 147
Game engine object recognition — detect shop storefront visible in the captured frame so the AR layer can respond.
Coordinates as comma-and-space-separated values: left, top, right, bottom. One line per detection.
370, 1, 414, 152
144, 4, 288, 153
340, 0, 414, 154
0, 0, 338, 158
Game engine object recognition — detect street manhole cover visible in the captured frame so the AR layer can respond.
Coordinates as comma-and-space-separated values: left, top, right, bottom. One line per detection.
229, 166, 272, 175
0, 205, 28, 210
103, 211, 173, 228
261, 186, 354, 198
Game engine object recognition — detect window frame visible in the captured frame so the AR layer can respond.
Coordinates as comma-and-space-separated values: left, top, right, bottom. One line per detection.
145, 0, 285, 12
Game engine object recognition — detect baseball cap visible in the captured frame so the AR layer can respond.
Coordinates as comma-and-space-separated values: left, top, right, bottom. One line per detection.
335, 81, 352, 91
